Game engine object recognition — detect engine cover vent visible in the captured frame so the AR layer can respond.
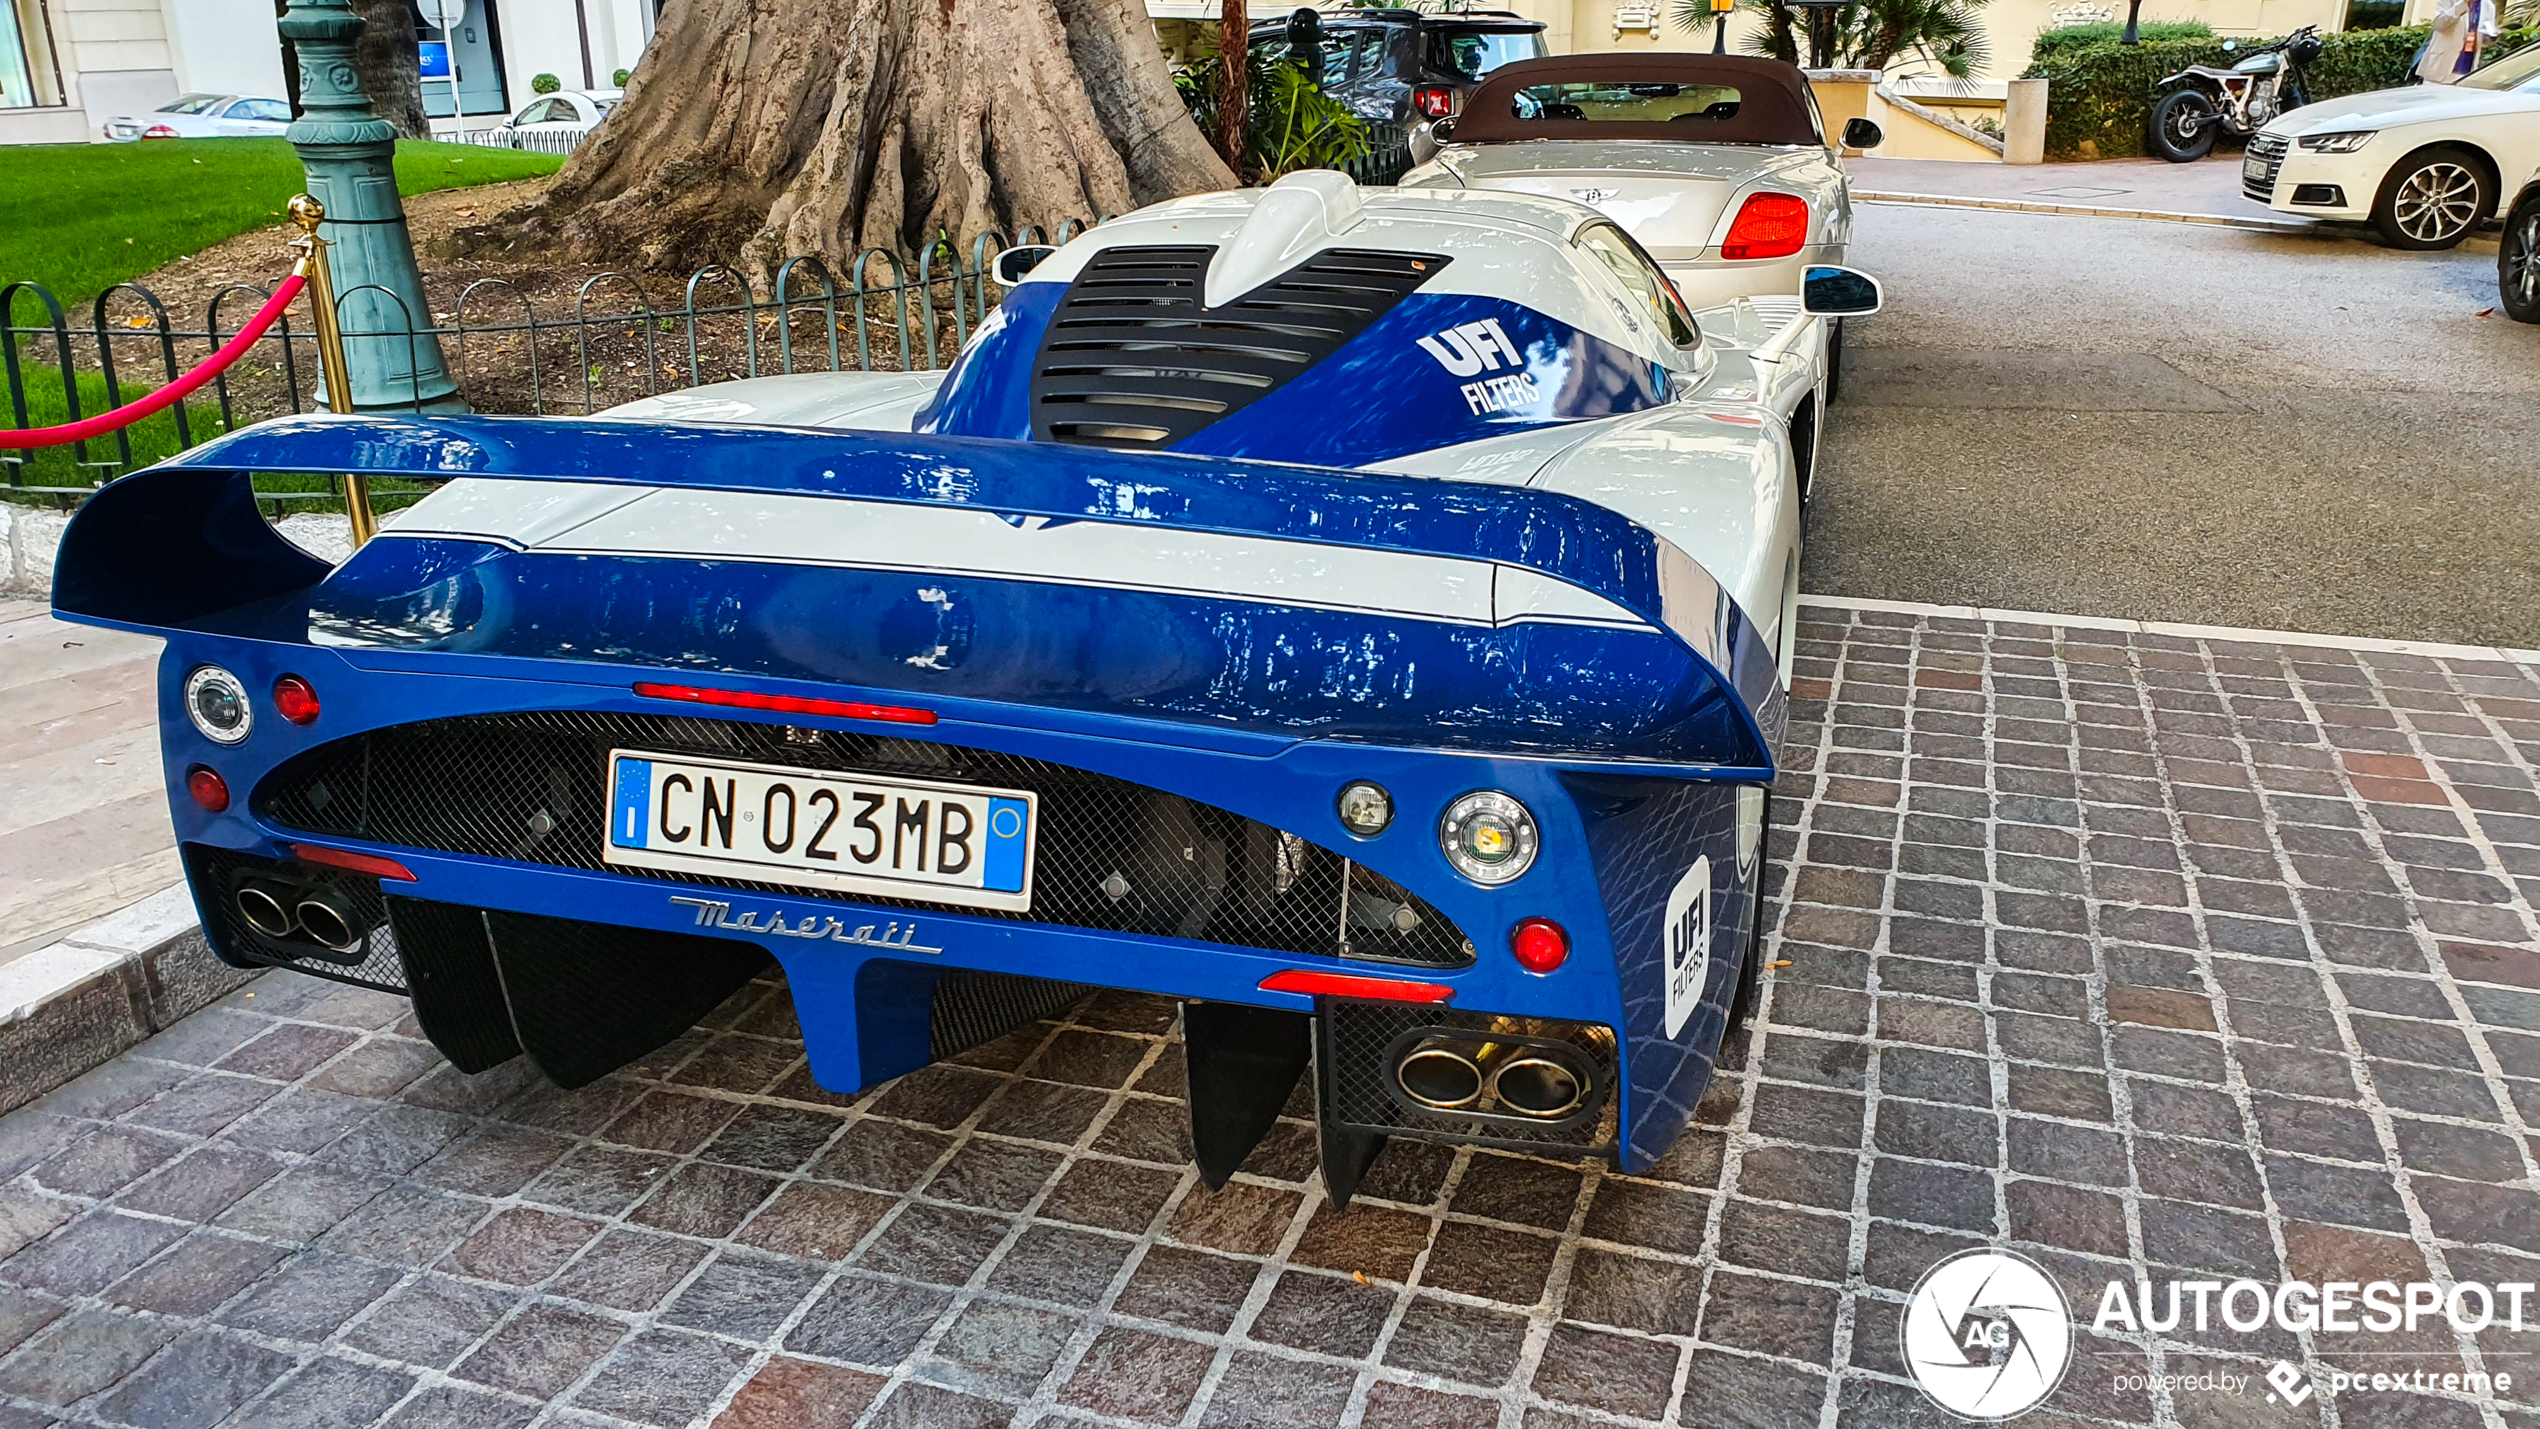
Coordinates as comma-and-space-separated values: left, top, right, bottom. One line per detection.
1029, 243, 1448, 450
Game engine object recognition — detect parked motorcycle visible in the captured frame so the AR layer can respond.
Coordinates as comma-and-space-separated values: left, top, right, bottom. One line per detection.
2149, 26, 2324, 163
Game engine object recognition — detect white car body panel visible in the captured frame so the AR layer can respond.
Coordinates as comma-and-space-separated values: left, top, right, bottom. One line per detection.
2255, 71, 2540, 223
580, 178, 1833, 668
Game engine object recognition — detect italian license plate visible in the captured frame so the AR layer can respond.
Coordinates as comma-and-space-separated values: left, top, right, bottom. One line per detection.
604, 751, 1035, 913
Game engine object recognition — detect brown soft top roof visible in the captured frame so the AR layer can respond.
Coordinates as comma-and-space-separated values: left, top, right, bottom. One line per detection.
1452, 54, 1821, 147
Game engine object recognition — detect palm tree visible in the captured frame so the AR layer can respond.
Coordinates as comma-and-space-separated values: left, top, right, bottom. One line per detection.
1671, 0, 1992, 77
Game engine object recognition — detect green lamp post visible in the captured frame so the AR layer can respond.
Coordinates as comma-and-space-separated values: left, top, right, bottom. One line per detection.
276, 0, 466, 413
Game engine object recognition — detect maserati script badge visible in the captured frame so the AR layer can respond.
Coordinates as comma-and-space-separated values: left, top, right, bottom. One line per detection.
669, 895, 943, 954
1570, 187, 1617, 205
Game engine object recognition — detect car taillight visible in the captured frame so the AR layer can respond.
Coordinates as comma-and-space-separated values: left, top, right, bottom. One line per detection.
272, 674, 320, 725
1412, 86, 1455, 120
142, 124, 180, 139
186, 766, 230, 813
1510, 917, 1569, 973
1719, 193, 1810, 260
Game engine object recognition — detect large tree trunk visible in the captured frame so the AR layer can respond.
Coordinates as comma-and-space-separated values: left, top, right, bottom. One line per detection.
513, 0, 1236, 277
351, 0, 430, 139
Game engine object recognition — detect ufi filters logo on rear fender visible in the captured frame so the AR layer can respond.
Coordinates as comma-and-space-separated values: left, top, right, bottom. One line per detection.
1416, 318, 1541, 415
1661, 856, 1711, 1038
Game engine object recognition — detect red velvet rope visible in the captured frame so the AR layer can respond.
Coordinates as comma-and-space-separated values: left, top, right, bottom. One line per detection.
0, 273, 309, 450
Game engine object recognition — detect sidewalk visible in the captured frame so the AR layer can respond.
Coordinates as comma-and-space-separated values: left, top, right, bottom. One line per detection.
0, 597, 175, 966
1845, 154, 2290, 228
0, 604, 2528, 1428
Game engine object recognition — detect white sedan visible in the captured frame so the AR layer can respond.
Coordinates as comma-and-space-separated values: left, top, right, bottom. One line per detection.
102, 94, 291, 142
2246, 43, 2540, 249
478, 89, 620, 150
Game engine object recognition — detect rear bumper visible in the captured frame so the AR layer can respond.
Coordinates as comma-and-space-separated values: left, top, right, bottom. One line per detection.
158, 628, 1768, 1173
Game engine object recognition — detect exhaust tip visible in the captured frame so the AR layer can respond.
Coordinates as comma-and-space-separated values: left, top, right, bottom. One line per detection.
236, 885, 294, 939
1396, 1046, 1484, 1109
1492, 1056, 1585, 1119
295, 898, 363, 954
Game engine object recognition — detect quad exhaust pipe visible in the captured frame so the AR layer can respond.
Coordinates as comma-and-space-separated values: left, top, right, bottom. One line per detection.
234, 880, 371, 955
1391, 1032, 1590, 1120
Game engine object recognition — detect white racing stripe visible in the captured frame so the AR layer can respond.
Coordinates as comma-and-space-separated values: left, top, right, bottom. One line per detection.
385, 478, 1652, 632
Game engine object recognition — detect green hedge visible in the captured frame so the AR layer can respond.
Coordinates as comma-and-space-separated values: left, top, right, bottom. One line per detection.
2019, 24, 2538, 159
2029, 20, 2211, 65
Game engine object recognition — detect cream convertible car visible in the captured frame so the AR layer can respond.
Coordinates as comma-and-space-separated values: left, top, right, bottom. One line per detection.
1402, 55, 1879, 390
1403, 55, 1880, 311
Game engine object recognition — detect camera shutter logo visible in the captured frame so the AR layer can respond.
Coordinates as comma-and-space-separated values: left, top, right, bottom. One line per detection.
1902, 1249, 2073, 1419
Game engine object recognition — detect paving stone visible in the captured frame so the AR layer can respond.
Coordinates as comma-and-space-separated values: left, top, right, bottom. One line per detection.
94, 1326, 295, 1429
573, 1325, 753, 1425
454, 1301, 629, 1398
1248, 1267, 1393, 1358
248, 1355, 421, 1429
3, 618, 2535, 1424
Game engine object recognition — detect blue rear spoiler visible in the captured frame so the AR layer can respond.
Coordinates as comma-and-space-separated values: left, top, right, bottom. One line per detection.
54, 414, 1785, 765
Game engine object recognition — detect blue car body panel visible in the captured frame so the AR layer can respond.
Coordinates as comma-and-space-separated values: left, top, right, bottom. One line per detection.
55, 186, 1797, 1179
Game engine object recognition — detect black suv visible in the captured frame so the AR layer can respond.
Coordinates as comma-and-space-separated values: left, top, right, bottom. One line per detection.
1250, 8, 1549, 126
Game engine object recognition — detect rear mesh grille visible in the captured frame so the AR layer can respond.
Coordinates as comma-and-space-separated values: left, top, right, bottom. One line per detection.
252, 710, 1474, 968
1029, 243, 1448, 449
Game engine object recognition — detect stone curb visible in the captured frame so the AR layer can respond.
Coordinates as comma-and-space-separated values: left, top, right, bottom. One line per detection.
0, 882, 252, 1117
1799, 592, 2540, 666
1852, 188, 2314, 234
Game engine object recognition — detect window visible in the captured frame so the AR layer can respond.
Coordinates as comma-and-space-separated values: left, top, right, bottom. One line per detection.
2461, 43, 2540, 93
235, 98, 292, 122
0, 0, 57, 108
1513, 80, 1743, 125
1428, 28, 1546, 82
1575, 222, 1699, 347
160, 93, 229, 115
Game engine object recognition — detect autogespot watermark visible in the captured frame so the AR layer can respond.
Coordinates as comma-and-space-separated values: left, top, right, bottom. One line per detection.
1902, 1253, 2530, 1420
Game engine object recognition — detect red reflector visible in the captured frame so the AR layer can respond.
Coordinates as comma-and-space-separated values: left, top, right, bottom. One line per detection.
1510, 917, 1570, 973
272, 674, 321, 725
1412, 86, 1455, 119
1258, 969, 1454, 1004
186, 765, 230, 813
633, 682, 938, 725
1720, 192, 1810, 261
289, 843, 417, 881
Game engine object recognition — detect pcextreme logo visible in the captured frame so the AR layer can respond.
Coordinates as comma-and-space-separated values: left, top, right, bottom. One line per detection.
1902, 1249, 2074, 1419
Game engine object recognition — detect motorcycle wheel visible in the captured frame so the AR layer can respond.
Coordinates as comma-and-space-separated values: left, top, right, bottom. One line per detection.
2373, 145, 2491, 251
2149, 90, 2220, 163
2500, 189, 2540, 323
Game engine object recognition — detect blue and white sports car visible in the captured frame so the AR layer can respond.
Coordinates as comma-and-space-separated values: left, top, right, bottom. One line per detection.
53, 172, 1868, 1202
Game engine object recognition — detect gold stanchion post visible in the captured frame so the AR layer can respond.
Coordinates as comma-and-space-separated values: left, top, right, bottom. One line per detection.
287, 194, 378, 548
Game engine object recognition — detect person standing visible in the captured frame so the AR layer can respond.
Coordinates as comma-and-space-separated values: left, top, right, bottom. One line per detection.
2419, 0, 2501, 83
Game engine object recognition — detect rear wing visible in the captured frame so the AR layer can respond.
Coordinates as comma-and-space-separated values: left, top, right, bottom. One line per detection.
54, 414, 1785, 766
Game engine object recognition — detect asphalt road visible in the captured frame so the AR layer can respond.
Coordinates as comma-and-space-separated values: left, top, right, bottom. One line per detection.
1809, 202, 2540, 649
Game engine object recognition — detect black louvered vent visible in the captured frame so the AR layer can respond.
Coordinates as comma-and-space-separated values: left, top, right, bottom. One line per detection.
1029, 243, 1449, 450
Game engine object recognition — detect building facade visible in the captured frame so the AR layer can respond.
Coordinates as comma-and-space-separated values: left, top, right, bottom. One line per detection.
0, 0, 654, 145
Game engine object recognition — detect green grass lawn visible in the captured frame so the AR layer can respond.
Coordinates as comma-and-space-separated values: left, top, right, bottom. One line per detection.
2, 361, 438, 510
0, 137, 561, 306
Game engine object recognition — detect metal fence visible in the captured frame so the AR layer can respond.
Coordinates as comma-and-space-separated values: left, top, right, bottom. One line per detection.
453, 126, 588, 156
1, 219, 1099, 512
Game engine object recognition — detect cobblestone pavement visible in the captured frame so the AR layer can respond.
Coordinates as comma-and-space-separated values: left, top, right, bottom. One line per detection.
0, 605, 2534, 1429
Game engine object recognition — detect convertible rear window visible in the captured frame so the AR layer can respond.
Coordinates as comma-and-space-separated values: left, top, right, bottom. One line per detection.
1513, 81, 1745, 126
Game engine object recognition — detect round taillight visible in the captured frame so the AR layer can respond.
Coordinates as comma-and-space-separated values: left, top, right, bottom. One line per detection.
272, 674, 320, 726
186, 765, 231, 813
1510, 917, 1568, 974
